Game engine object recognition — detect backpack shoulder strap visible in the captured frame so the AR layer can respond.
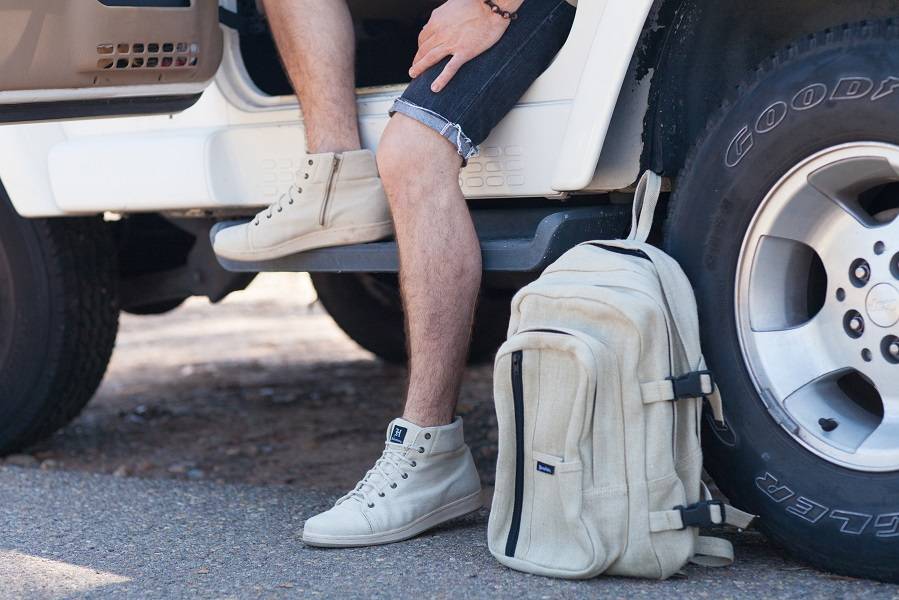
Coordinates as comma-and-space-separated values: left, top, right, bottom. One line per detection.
627, 170, 663, 243
603, 171, 726, 421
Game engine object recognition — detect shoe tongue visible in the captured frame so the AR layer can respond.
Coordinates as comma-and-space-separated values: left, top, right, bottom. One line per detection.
386, 418, 422, 447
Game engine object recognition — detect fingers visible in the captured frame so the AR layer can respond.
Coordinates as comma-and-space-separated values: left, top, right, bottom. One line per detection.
418, 21, 435, 48
411, 30, 444, 74
431, 54, 466, 93
410, 44, 451, 79
411, 38, 436, 72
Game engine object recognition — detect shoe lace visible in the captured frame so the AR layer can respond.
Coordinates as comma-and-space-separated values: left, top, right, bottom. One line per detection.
253, 168, 310, 226
336, 442, 418, 508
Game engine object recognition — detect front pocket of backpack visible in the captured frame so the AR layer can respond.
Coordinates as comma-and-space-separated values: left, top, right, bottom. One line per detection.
522, 452, 602, 574
491, 330, 607, 576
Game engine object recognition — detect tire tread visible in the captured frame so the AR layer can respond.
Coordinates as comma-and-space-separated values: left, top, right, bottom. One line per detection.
1, 216, 119, 453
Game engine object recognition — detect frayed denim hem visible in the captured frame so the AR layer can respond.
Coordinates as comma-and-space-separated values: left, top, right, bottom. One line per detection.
389, 97, 479, 164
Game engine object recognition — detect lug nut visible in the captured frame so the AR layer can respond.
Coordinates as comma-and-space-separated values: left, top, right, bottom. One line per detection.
844, 310, 865, 338
883, 336, 899, 365
850, 258, 872, 288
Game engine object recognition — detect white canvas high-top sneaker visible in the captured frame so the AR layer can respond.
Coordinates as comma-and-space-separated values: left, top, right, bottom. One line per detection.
212, 149, 394, 262
301, 417, 482, 548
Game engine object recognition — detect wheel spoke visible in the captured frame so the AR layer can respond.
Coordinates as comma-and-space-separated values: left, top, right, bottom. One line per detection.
762, 183, 870, 263
882, 386, 899, 419
748, 316, 847, 401
807, 155, 899, 205
856, 416, 899, 457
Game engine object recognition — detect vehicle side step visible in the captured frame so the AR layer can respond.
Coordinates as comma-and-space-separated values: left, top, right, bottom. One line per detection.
213, 205, 630, 273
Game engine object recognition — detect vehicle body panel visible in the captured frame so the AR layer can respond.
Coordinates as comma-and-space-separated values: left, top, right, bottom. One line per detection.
0, 0, 222, 109
0, 0, 651, 217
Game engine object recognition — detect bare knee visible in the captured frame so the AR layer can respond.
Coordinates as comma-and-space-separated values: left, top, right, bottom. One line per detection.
375, 124, 412, 191
377, 114, 463, 195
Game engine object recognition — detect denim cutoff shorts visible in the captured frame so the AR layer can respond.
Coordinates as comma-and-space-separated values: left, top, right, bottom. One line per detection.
389, 0, 576, 162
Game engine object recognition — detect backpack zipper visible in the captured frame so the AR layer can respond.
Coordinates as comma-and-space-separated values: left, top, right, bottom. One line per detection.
589, 243, 651, 261
318, 154, 341, 227
505, 350, 525, 558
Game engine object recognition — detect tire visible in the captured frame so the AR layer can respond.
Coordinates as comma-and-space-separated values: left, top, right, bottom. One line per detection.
665, 21, 899, 581
0, 188, 119, 455
310, 272, 510, 364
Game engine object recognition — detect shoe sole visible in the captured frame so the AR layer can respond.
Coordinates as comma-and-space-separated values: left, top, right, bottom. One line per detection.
213, 220, 395, 262
301, 490, 483, 548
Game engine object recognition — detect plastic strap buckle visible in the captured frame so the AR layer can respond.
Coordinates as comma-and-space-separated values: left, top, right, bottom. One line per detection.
667, 370, 714, 399
676, 500, 725, 529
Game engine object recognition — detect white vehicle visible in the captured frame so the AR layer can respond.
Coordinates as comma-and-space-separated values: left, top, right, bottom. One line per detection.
1, 0, 898, 581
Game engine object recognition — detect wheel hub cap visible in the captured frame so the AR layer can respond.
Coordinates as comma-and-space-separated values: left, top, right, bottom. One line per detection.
736, 142, 899, 472
867, 283, 899, 327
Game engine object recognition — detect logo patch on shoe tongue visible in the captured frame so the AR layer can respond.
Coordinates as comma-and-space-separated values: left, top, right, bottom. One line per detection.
390, 425, 408, 444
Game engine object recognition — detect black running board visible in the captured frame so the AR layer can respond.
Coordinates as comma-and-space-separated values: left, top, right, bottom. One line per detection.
213, 205, 630, 274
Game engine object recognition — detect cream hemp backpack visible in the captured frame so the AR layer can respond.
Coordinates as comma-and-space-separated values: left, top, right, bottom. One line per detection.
487, 171, 755, 579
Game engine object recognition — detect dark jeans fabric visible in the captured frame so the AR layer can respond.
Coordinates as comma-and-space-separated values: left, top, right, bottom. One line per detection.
389, 0, 576, 161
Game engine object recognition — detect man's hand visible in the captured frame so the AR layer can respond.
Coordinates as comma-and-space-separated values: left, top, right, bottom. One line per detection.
410, 0, 524, 93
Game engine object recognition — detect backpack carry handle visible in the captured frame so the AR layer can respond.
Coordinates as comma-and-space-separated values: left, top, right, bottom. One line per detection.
627, 171, 663, 243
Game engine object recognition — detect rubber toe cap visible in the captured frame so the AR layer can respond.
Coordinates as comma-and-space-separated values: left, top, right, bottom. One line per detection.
302, 503, 374, 540
211, 221, 253, 261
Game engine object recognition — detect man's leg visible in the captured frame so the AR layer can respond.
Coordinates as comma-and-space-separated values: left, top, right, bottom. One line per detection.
301, 0, 576, 549
300, 114, 484, 549
376, 115, 482, 427
262, 0, 360, 153
213, 1, 394, 262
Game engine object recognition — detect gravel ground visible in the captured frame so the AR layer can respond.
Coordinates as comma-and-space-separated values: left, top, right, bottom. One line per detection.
16, 274, 498, 490
2, 274, 898, 599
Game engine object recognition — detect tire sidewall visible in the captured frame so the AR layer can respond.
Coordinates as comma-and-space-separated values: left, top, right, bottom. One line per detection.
0, 199, 56, 448
666, 39, 899, 576
311, 272, 511, 365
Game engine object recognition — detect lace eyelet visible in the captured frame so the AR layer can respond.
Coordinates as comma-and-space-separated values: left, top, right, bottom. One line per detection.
418, 447, 425, 453
401, 473, 408, 479
424, 433, 431, 440
308, 159, 314, 166
277, 207, 283, 212
298, 188, 303, 193
378, 492, 385, 497
367, 502, 374, 508
304, 173, 309, 179
253, 221, 259, 226
411, 461, 416, 467
390, 483, 397, 489
266, 215, 272, 219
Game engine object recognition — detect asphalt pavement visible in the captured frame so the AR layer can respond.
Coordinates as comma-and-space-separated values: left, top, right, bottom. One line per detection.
3, 466, 898, 600
5, 275, 899, 599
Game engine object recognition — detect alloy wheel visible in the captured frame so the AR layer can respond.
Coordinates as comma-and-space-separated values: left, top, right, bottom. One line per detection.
736, 142, 899, 471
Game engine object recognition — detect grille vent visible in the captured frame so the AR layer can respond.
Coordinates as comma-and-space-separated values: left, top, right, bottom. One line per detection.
96, 41, 200, 70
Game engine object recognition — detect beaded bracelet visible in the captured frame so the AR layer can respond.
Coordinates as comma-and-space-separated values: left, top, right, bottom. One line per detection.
483, 0, 519, 20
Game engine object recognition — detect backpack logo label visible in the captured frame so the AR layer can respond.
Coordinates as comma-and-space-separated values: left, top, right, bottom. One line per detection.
390, 425, 408, 444
536, 462, 555, 475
